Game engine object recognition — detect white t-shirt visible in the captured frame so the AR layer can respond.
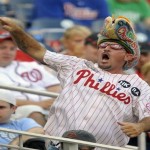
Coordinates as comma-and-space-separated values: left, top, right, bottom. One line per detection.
43, 50, 150, 149
0, 61, 60, 101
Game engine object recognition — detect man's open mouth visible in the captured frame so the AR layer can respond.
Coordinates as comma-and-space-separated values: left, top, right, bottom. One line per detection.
102, 53, 110, 60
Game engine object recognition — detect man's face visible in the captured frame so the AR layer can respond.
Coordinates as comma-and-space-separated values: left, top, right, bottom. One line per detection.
0, 40, 17, 67
97, 42, 131, 73
0, 101, 16, 123
64, 35, 87, 57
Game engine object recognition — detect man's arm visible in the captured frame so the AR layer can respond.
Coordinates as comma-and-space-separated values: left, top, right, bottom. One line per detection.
118, 117, 150, 137
0, 17, 46, 62
10, 127, 44, 146
46, 85, 61, 93
17, 99, 55, 109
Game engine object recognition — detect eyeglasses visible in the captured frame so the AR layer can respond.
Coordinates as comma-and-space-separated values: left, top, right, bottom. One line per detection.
98, 42, 125, 50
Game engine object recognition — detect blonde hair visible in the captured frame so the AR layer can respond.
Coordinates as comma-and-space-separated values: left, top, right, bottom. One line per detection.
141, 62, 150, 77
61, 25, 91, 42
61, 25, 91, 57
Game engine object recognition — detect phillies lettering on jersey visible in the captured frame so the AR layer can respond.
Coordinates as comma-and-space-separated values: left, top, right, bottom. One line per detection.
74, 69, 131, 104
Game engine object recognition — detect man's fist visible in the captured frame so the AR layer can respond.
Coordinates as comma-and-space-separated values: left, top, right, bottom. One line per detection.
118, 122, 144, 138
0, 17, 23, 32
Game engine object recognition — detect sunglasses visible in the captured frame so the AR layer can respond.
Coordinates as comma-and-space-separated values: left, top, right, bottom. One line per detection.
98, 42, 125, 50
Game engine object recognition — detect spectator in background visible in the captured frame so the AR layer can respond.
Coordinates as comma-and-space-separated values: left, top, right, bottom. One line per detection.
0, 32, 60, 126
61, 25, 91, 57
61, 130, 96, 150
83, 32, 98, 64
0, 89, 44, 149
0, 17, 34, 62
33, 0, 110, 27
107, 0, 150, 28
48, 130, 96, 150
135, 42, 150, 78
141, 62, 150, 85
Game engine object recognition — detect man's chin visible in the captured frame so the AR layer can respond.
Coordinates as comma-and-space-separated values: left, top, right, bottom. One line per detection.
98, 65, 112, 70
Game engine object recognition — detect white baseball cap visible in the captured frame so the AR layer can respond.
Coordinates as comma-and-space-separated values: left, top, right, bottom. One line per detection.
0, 89, 16, 106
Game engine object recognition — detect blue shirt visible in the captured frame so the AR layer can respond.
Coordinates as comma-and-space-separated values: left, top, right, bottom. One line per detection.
33, 0, 110, 27
0, 118, 41, 145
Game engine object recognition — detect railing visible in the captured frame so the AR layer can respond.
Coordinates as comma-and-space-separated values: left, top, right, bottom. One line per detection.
0, 84, 146, 150
0, 128, 138, 150
0, 84, 59, 98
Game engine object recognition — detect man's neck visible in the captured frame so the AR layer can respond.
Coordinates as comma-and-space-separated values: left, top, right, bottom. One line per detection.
107, 69, 125, 74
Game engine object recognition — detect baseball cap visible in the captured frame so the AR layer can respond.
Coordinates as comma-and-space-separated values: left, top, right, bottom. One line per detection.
85, 33, 98, 48
97, 16, 140, 70
62, 130, 96, 149
0, 89, 16, 106
0, 31, 12, 42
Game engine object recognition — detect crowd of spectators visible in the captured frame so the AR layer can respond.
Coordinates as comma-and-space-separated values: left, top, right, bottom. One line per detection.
0, 0, 150, 47
0, 31, 61, 126
0, 0, 150, 150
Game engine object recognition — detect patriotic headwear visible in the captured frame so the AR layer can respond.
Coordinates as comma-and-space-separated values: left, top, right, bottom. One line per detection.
98, 16, 140, 70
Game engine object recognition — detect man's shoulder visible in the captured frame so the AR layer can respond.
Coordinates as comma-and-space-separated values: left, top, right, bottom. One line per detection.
127, 73, 150, 89
125, 73, 145, 82
12, 118, 41, 129
8, 118, 30, 124
17, 118, 38, 124
0, 118, 41, 132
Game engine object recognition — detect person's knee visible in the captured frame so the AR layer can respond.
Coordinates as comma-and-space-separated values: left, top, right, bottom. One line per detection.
29, 112, 46, 126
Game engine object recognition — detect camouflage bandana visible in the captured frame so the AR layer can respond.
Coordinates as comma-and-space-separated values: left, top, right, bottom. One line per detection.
97, 16, 140, 70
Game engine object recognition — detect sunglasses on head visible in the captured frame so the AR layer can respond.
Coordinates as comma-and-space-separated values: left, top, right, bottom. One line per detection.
98, 42, 125, 50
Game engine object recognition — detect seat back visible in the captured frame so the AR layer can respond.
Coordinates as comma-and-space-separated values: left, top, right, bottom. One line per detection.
9, 0, 35, 25
91, 19, 105, 32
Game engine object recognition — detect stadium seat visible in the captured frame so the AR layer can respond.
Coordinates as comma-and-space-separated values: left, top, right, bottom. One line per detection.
9, 0, 35, 26
30, 18, 65, 29
91, 19, 105, 32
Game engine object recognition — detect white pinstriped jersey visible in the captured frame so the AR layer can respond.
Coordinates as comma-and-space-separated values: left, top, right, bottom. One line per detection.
0, 61, 60, 101
43, 50, 150, 150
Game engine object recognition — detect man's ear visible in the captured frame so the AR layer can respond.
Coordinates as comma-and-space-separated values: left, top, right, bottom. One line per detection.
124, 53, 134, 62
12, 106, 17, 114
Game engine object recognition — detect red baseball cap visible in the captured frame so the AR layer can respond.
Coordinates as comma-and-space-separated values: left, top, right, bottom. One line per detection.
0, 31, 12, 42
